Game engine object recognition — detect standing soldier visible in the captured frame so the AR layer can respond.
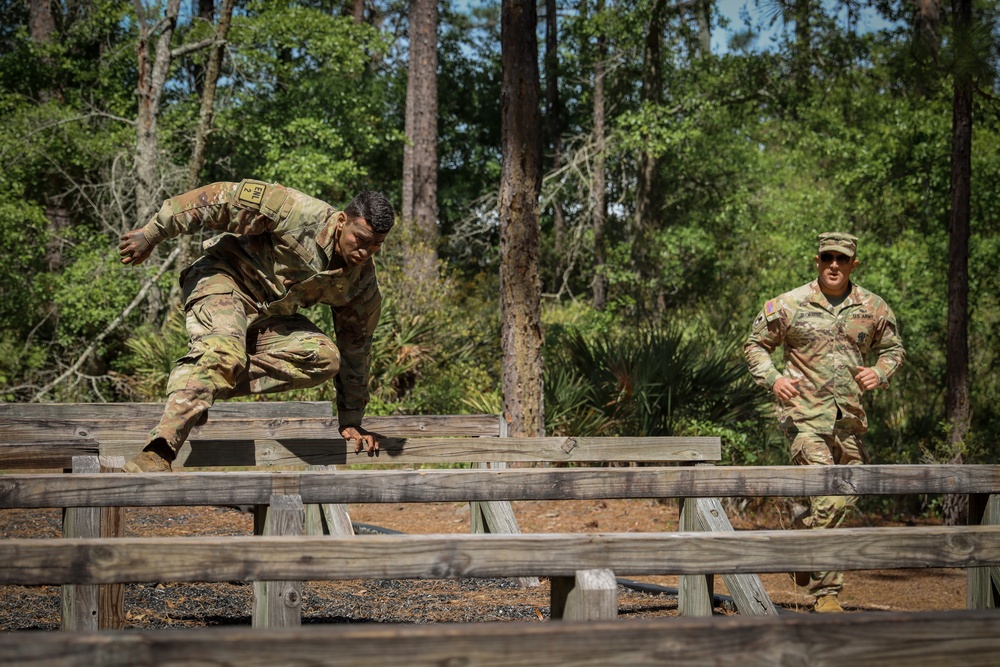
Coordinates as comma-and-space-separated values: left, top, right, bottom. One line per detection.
117, 180, 395, 472
743, 232, 905, 613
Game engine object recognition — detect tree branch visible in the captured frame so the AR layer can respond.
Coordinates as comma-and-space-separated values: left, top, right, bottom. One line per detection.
170, 37, 221, 59
30, 246, 181, 402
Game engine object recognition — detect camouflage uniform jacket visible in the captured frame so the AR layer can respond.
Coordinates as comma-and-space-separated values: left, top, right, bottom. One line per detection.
743, 280, 905, 435
140, 180, 380, 427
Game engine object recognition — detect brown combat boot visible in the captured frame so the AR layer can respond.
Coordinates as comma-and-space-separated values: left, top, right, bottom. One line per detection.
814, 594, 844, 613
122, 438, 175, 473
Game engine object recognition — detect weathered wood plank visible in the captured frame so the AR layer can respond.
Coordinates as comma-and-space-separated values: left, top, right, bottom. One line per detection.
551, 569, 618, 621
693, 497, 777, 616
1, 526, 998, 585
3, 465, 999, 509
968, 493, 1000, 610
1, 610, 1000, 667
98, 456, 126, 631
0, 415, 502, 445
60, 456, 100, 632
253, 495, 304, 629
678, 497, 713, 617
0, 432, 716, 466
0, 401, 335, 419
0, 441, 100, 469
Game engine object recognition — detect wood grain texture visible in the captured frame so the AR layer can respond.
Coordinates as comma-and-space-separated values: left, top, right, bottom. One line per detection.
693, 497, 777, 616
253, 495, 304, 629
551, 569, 618, 621
1, 610, 999, 667
2, 526, 998, 585
60, 456, 100, 632
0, 432, 717, 466
3, 465, 998, 508
0, 401, 336, 419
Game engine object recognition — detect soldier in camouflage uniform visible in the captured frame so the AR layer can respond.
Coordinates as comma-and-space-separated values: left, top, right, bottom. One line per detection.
117, 180, 395, 472
743, 232, 905, 613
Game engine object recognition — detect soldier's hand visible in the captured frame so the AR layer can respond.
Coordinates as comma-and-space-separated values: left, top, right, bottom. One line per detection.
772, 377, 801, 402
341, 425, 382, 457
118, 229, 154, 265
854, 366, 880, 392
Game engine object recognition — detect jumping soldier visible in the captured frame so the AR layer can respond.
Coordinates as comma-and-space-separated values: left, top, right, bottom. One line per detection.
743, 232, 906, 613
117, 180, 395, 472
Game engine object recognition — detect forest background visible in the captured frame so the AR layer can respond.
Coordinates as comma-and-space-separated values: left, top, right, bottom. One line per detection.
1, 0, 997, 519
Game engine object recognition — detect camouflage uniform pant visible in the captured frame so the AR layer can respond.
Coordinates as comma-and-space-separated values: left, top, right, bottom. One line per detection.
148, 270, 340, 456
787, 426, 869, 597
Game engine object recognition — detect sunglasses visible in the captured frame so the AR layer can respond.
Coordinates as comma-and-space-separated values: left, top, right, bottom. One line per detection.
819, 253, 852, 264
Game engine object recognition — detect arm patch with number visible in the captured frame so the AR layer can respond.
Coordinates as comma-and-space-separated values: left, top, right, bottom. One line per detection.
237, 179, 268, 208
764, 299, 779, 322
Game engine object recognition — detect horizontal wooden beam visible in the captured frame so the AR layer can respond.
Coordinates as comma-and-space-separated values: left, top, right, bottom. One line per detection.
2, 610, 999, 667
0, 415, 502, 446
1, 465, 997, 508
0, 435, 719, 468
0, 401, 336, 419
0, 441, 99, 469
1, 526, 998, 585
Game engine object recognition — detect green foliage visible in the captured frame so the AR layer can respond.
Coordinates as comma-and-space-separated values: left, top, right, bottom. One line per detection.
548, 323, 770, 442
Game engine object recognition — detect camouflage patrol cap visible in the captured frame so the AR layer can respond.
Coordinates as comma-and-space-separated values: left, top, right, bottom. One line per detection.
818, 232, 858, 257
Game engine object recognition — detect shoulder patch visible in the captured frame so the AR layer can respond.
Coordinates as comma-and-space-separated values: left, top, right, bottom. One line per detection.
237, 179, 268, 208
764, 299, 779, 322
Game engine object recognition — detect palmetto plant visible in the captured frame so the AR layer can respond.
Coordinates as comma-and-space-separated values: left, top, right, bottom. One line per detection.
549, 325, 766, 437
125, 308, 189, 401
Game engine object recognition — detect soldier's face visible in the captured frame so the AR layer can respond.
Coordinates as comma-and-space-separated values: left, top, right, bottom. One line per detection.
814, 252, 858, 296
337, 216, 386, 266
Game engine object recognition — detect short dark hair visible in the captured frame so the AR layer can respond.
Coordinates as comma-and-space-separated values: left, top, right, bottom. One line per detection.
345, 191, 395, 234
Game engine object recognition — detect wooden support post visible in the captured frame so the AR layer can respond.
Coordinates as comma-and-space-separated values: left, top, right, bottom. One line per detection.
470, 461, 539, 588
968, 493, 1000, 609
98, 456, 126, 630
550, 569, 618, 620
253, 495, 304, 628
693, 496, 777, 616
678, 496, 713, 617
62, 456, 101, 631
305, 465, 353, 536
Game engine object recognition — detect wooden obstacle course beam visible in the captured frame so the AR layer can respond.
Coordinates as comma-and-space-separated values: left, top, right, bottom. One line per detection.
0, 401, 336, 419
969, 493, 1000, 610
0, 430, 718, 467
4, 465, 999, 508
252, 495, 304, 628
2, 526, 998, 585
60, 456, 100, 632
550, 569, 618, 621
2, 610, 999, 667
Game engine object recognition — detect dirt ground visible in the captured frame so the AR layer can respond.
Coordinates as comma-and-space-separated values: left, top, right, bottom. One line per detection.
0, 498, 965, 631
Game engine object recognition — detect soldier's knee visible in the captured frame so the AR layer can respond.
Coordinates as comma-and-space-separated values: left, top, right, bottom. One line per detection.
314, 341, 341, 380
169, 336, 248, 395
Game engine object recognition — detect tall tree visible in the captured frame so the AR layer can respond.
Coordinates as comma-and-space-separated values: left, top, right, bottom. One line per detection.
942, 0, 973, 525
402, 0, 440, 254
545, 0, 566, 293
631, 0, 666, 311
176, 0, 236, 285
591, 0, 607, 311
499, 0, 544, 438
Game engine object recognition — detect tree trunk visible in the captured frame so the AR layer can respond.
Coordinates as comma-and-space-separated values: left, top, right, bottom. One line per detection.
793, 0, 811, 101
500, 0, 544, 438
401, 0, 439, 252
696, 0, 711, 57
942, 0, 973, 526
134, 0, 182, 227
632, 0, 666, 311
591, 0, 607, 311
174, 0, 236, 291
545, 0, 566, 293
352, 0, 365, 24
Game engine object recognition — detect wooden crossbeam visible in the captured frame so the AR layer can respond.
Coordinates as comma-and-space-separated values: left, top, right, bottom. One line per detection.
0, 401, 336, 419
0, 526, 997, 585
0, 432, 718, 466
2, 610, 999, 667
2, 465, 998, 508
